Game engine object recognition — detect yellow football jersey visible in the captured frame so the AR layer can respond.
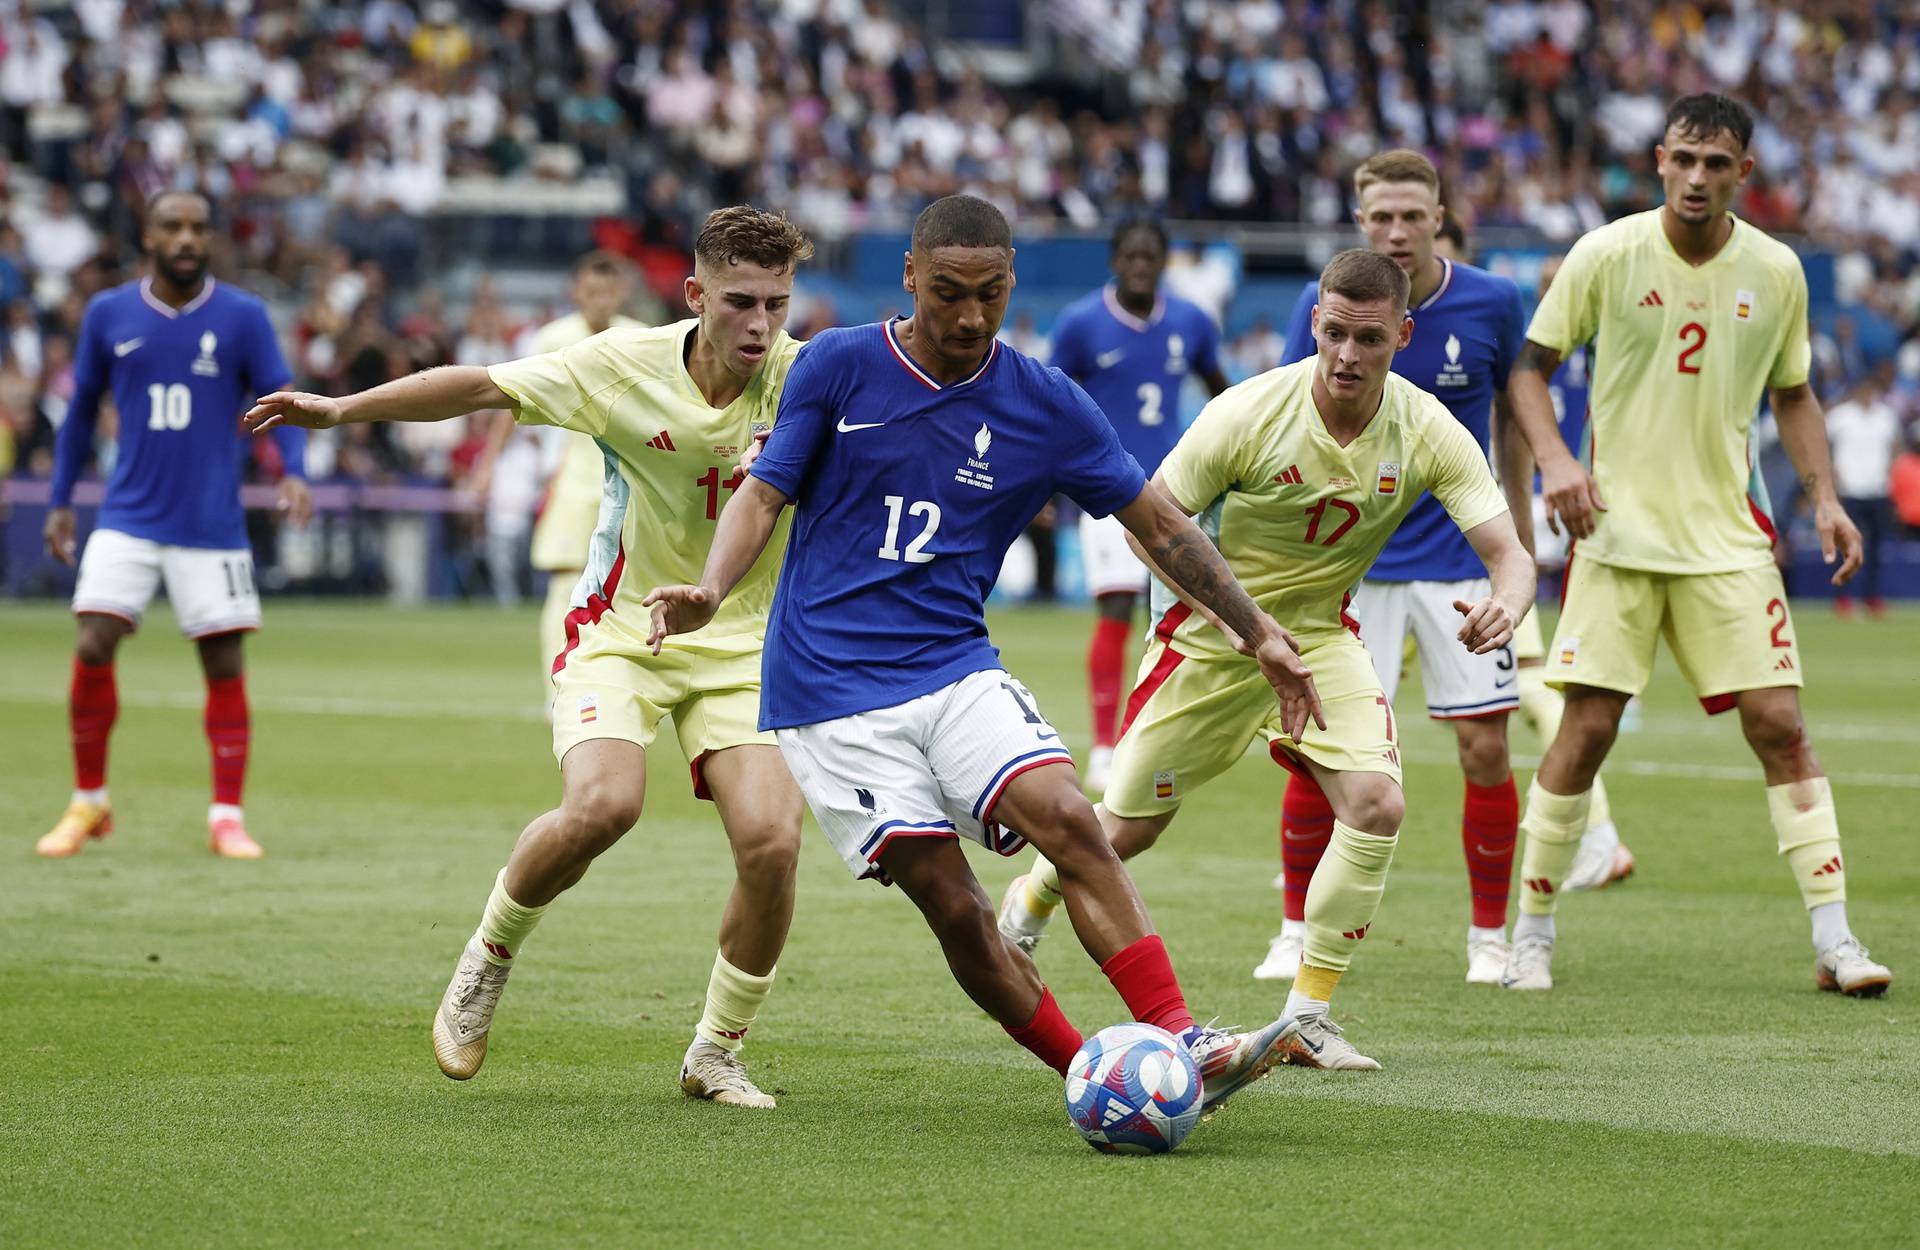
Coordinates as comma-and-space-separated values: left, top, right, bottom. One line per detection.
489, 319, 800, 657
527, 310, 646, 571
1157, 360, 1508, 656
1527, 209, 1810, 575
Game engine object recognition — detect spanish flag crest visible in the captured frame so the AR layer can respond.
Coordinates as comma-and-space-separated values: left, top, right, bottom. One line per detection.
1375, 462, 1400, 495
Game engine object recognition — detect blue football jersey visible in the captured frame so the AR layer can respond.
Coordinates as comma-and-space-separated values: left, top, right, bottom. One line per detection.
751, 320, 1148, 729
1049, 285, 1221, 476
52, 278, 299, 549
1283, 258, 1524, 581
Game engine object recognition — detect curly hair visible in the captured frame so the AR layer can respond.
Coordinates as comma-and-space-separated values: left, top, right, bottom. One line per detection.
693, 206, 815, 274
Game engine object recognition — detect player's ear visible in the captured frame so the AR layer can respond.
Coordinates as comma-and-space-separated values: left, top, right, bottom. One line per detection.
1738, 154, 1755, 183
1309, 305, 1320, 339
1398, 315, 1413, 349
683, 274, 703, 315
1006, 249, 1017, 292
902, 250, 916, 295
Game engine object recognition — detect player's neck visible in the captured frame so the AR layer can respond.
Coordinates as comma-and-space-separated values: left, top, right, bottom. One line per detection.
1659, 205, 1735, 267
1308, 374, 1384, 446
1406, 256, 1446, 307
148, 272, 207, 309
894, 316, 990, 386
1114, 284, 1157, 320
684, 327, 748, 408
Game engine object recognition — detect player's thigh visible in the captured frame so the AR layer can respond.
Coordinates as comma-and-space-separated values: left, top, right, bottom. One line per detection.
550, 626, 685, 768
1663, 565, 1804, 703
1078, 511, 1150, 598
1544, 557, 1664, 697
160, 544, 262, 639
556, 736, 649, 836
699, 743, 805, 873
1347, 579, 1410, 704
775, 703, 955, 885
921, 668, 1076, 854
1406, 577, 1520, 720
71, 528, 163, 629
1266, 635, 1403, 787
1298, 754, 1406, 835
1104, 643, 1275, 819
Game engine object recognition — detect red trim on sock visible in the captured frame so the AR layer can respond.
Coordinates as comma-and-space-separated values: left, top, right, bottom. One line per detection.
1006, 987, 1083, 1076
1099, 934, 1196, 1037
1462, 776, 1519, 930
204, 674, 249, 806
1281, 773, 1336, 923
1087, 615, 1131, 749
70, 659, 117, 791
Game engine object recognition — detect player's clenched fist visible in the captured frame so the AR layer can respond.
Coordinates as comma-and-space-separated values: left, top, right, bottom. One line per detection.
1452, 597, 1516, 653
246, 391, 343, 433
642, 584, 717, 654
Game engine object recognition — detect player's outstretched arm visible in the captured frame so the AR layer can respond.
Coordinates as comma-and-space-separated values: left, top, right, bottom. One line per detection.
1507, 340, 1605, 539
1455, 512, 1537, 654
1770, 381, 1864, 585
1115, 480, 1326, 742
643, 475, 789, 655
245, 366, 510, 433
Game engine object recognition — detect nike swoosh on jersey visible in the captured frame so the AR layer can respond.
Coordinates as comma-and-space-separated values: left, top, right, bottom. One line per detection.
836, 416, 885, 432
114, 338, 144, 357
1494, 677, 1517, 689
1095, 348, 1126, 368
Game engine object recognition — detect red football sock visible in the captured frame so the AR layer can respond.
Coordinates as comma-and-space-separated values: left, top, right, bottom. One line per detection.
1086, 614, 1130, 749
1005, 987, 1083, 1075
1100, 934, 1196, 1037
1281, 773, 1336, 923
204, 674, 250, 806
70, 659, 117, 791
1463, 776, 1520, 930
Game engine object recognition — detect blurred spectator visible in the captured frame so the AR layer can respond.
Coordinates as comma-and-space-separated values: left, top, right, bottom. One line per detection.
1827, 364, 1907, 618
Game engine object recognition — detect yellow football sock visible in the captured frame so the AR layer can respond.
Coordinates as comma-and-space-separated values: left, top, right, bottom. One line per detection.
1517, 780, 1587, 916
1290, 961, 1343, 1007
1300, 821, 1397, 975
476, 868, 548, 967
696, 950, 777, 1054
1769, 777, 1845, 910
1026, 857, 1064, 914
1587, 775, 1613, 832
1516, 665, 1562, 743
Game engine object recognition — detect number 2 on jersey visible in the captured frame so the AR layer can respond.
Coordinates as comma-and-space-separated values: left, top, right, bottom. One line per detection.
1135, 382, 1164, 426
878, 496, 940, 563
1677, 322, 1707, 375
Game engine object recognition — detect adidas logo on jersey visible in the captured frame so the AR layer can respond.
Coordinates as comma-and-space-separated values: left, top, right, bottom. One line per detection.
1812, 855, 1843, 877
1273, 464, 1305, 486
645, 431, 678, 452
1638, 289, 1665, 308
1775, 655, 1796, 672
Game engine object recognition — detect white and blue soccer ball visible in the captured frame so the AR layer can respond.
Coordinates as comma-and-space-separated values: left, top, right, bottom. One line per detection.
1063, 1023, 1203, 1155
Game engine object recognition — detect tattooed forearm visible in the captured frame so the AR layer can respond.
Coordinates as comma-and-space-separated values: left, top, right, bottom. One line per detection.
1147, 523, 1269, 646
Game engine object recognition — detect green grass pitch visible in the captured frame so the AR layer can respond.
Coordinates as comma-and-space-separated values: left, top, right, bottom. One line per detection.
2, 599, 1916, 1248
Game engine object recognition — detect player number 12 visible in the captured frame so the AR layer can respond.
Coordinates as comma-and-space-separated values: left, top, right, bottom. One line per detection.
878, 495, 941, 563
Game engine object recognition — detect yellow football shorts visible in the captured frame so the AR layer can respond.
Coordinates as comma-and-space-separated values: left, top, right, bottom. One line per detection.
1104, 632, 1400, 820
1547, 557, 1803, 707
1512, 602, 1546, 662
550, 616, 775, 796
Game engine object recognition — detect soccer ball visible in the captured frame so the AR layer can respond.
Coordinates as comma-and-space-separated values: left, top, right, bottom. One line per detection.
1063, 1023, 1203, 1155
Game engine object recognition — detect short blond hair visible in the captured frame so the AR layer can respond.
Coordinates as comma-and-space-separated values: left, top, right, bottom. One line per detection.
693, 206, 815, 275
1353, 149, 1441, 200
1320, 248, 1411, 313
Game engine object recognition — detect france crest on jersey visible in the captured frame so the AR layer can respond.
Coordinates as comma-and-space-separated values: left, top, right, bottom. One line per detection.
53, 278, 298, 549
1050, 285, 1221, 476
751, 320, 1147, 729
1282, 259, 1524, 581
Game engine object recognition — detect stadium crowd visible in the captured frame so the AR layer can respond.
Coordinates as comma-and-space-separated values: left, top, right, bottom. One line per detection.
2, 0, 1918, 591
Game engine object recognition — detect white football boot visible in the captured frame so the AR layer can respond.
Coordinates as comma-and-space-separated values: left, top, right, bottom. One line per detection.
997, 874, 1052, 955
432, 936, 512, 1079
680, 1038, 777, 1108
1252, 929, 1304, 982
1466, 931, 1510, 984
1501, 932, 1555, 991
1564, 820, 1635, 891
1279, 1014, 1380, 1070
1084, 745, 1115, 796
1815, 939, 1892, 998
1185, 1015, 1300, 1112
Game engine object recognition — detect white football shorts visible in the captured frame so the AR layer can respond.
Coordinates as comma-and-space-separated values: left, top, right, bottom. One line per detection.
73, 527, 262, 638
1078, 511, 1150, 598
776, 668, 1076, 885
1348, 577, 1519, 720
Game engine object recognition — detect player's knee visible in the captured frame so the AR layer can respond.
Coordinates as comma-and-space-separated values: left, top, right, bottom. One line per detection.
560, 782, 642, 851
732, 825, 801, 888
1342, 783, 1405, 835
1455, 730, 1510, 784
922, 881, 996, 946
1740, 700, 1807, 756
